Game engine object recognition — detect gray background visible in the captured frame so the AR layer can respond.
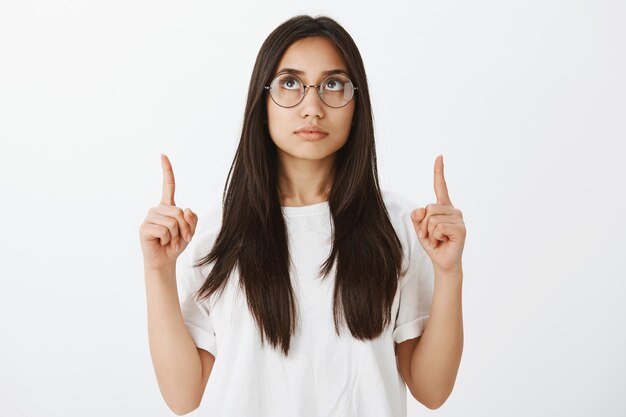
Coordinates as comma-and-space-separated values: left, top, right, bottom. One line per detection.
1, 0, 624, 416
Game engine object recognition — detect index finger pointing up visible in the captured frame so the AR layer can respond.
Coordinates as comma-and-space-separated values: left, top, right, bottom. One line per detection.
160, 153, 176, 206
434, 154, 452, 205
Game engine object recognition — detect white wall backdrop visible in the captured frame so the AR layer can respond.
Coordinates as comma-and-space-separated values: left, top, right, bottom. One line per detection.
1, 0, 625, 416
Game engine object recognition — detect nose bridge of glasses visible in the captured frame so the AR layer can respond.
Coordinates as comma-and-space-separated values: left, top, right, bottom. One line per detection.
301, 83, 324, 102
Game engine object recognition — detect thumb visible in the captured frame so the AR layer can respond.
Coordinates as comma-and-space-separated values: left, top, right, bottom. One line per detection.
411, 208, 427, 241
411, 208, 425, 224
184, 208, 198, 234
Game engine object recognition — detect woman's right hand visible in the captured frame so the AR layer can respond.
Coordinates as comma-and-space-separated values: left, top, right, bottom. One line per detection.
139, 154, 199, 272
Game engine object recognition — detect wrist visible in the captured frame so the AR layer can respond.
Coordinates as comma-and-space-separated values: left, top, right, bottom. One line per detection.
434, 264, 463, 278
144, 264, 177, 279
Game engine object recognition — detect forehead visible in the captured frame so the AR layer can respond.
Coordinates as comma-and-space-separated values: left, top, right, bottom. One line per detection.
275, 36, 348, 78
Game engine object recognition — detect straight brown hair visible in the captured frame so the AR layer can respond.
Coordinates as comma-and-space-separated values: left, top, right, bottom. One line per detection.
193, 15, 405, 357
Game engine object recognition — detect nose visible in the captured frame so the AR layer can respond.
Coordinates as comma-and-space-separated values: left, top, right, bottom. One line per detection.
299, 85, 325, 119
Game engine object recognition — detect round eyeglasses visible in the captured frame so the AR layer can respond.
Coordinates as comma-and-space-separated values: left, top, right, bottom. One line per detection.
264, 73, 358, 108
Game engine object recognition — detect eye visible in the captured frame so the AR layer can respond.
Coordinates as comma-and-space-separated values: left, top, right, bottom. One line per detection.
323, 77, 347, 91
278, 75, 301, 90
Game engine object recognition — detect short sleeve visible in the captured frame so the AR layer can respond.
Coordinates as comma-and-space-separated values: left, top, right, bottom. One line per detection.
385, 191, 435, 344
176, 204, 222, 357
392, 251, 434, 344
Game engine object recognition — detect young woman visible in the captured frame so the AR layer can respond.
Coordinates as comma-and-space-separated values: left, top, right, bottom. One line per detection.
140, 15, 466, 417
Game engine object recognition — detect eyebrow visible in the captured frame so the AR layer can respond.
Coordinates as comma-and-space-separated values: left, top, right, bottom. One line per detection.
275, 67, 350, 77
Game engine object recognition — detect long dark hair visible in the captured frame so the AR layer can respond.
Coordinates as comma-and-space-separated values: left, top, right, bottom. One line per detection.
193, 15, 404, 357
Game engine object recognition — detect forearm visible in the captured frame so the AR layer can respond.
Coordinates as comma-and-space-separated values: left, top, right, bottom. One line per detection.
145, 265, 204, 415
410, 267, 464, 408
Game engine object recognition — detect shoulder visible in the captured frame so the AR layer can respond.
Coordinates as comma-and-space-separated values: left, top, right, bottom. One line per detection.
181, 200, 224, 269
381, 189, 418, 219
380, 189, 428, 275
380, 189, 420, 242
194, 201, 223, 240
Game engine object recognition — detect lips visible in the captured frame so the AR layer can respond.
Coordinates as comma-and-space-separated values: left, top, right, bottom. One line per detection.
296, 131, 328, 140
294, 125, 329, 134
293, 124, 329, 141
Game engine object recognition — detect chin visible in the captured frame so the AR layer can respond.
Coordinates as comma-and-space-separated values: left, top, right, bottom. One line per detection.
288, 151, 336, 161
277, 146, 337, 161
274, 137, 347, 161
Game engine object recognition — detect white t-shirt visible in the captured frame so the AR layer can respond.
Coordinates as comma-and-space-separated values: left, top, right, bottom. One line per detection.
176, 189, 435, 417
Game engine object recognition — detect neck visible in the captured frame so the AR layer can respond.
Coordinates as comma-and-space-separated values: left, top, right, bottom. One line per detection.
277, 151, 335, 207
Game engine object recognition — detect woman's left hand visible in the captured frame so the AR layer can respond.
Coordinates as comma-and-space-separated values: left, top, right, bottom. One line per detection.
411, 155, 466, 275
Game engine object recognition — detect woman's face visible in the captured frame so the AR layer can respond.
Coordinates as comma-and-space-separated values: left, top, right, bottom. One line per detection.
266, 36, 355, 164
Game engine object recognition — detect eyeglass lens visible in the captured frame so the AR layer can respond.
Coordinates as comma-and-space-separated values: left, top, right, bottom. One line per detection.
269, 73, 355, 108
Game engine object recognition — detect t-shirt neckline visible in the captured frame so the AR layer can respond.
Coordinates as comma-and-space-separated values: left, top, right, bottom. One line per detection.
281, 200, 330, 216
